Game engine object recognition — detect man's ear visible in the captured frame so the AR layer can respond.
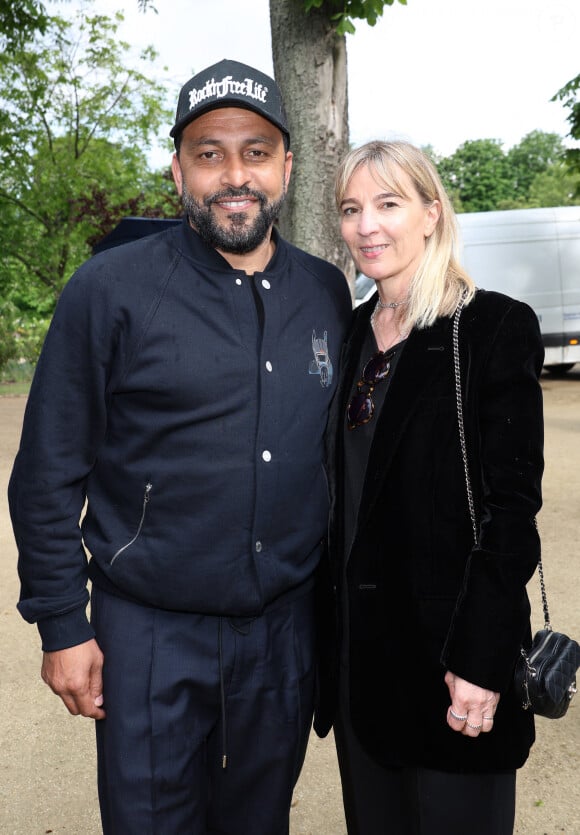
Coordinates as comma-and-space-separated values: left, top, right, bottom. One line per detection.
284, 151, 293, 191
171, 153, 183, 196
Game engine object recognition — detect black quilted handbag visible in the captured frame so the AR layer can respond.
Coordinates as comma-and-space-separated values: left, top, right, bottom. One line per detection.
513, 621, 580, 718
453, 298, 580, 719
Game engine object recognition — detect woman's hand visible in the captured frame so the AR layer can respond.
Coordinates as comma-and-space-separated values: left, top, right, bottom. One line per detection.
445, 670, 499, 737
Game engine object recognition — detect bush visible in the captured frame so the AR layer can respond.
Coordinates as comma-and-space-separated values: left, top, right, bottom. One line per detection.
0, 303, 49, 378
0, 358, 35, 385
12, 314, 51, 365
0, 304, 19, 371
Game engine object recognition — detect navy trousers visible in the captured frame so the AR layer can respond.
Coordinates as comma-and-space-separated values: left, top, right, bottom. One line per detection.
91, 584, 315, 834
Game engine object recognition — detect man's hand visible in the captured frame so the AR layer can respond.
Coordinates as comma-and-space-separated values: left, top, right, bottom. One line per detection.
41, 639, 105, 720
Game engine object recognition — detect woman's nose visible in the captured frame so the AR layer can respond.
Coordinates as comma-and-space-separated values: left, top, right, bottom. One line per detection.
357, 207, 380, 236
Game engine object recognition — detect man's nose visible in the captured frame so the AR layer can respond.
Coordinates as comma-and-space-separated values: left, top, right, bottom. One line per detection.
220, 155, 252, 189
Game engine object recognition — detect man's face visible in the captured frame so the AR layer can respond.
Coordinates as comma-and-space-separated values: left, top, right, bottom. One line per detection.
172, 107, 292, 254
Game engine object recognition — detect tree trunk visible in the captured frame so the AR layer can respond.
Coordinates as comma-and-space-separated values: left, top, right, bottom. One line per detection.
269, 0, 354, 286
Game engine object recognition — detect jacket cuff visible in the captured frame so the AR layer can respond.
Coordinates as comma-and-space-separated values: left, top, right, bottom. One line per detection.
37, 606, 96, 652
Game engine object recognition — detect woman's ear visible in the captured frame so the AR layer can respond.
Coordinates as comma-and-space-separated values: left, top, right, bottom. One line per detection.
425, 200, 441, 238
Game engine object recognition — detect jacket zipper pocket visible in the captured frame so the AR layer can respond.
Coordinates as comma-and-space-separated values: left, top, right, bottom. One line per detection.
110, 482, 152, 565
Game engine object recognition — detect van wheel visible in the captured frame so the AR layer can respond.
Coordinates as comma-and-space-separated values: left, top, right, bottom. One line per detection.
545, 363, 575, 376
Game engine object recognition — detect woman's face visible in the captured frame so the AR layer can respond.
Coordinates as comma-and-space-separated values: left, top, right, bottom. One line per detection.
339, 162, 440, 289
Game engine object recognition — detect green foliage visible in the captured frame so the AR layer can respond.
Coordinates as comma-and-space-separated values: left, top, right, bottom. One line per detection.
506, 130, 566, 198
0, 358, 35, 389
67, 152, 182, 252
301, 0, 406, 35
10, 308, 52, 366
527, 162, 580, 208
0, 303, 19, 369
0, 0, 48, 52
437, 139, 512, 213
436, 131, 578, 213
0, 4, 176, 369
552, 73, 580, 183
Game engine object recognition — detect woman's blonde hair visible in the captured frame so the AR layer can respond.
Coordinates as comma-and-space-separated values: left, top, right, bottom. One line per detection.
335, 140, 475, 329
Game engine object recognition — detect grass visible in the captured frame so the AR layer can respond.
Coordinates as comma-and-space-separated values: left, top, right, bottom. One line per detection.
0, 360, 33, 397
0, 379, 31, 396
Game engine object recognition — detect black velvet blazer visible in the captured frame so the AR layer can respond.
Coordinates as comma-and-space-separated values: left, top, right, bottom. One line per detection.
316, 289, 544, 773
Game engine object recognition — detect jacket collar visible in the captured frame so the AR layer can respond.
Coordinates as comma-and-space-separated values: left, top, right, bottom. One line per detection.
176, 216, 288, 275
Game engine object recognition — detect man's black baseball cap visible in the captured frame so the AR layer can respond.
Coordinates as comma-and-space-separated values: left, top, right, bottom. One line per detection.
170, 59, 290, 145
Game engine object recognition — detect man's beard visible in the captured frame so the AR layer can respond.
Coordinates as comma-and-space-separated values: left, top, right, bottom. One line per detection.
182, 183, 286, 254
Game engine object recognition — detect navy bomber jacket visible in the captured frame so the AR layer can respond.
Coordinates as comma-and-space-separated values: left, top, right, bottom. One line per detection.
9, 218, 352, 651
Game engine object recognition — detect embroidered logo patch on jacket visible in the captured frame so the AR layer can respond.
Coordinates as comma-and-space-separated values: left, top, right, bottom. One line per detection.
308, 330, 333, 388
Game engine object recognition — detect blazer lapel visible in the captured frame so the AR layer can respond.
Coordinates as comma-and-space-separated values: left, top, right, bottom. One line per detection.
353, 314, 454, 542
327, 301, 373, 456
325, 299, 375, 533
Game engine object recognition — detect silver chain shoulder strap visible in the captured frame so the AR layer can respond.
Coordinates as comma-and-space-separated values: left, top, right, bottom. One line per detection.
452, 295, 478, 544
451, 295, 551, 629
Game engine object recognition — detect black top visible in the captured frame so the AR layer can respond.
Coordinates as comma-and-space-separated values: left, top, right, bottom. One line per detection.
342, 325, 406, 561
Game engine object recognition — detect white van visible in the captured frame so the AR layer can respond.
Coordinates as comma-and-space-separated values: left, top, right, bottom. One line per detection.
457, 206, 580, 374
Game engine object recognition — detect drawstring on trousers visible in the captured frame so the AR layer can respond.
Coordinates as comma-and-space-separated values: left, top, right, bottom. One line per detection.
217, 615, 255, 770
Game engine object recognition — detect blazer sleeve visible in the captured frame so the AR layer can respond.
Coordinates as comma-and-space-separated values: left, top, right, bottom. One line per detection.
441, 298, 544, 692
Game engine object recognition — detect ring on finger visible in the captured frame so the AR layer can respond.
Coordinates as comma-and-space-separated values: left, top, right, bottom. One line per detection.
466, 721, 483, 730
450, 709, 468, 722
483, 716, 494, 721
